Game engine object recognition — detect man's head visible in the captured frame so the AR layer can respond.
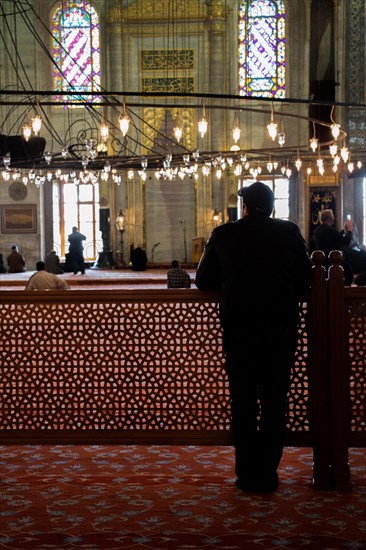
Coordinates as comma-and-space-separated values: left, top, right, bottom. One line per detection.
11, 245, 17, 251
320, 209, 335, 225
238, 181, 274, 216
36, 261, 46, 271
171, 260, 179, 268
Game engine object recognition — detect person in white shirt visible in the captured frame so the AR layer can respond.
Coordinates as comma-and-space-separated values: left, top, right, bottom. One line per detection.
25, 261, 70, 290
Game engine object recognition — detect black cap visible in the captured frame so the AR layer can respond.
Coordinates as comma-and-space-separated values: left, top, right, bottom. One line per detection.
238, 181, 274, 215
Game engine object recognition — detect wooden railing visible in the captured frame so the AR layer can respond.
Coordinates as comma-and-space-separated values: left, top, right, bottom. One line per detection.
0, 253, 365, 491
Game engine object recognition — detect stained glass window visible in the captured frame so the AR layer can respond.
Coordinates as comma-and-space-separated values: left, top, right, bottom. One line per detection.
51, 1, 101, 105
239, 0, 286, 98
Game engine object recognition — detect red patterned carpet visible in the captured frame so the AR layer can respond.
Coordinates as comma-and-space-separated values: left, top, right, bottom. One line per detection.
0, 445, 365, 549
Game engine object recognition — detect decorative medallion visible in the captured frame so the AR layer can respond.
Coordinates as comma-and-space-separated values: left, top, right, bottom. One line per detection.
8, 181, 28, 201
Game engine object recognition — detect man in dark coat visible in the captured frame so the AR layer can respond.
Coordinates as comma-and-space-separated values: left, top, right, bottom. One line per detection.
68, 226, 86, 275
195, 181, 312, 492
309, 209, 353, 284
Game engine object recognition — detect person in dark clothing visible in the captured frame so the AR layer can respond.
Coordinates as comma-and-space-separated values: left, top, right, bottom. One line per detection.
45, 250, 63, 274
130, 246, 147, 271
7, 245, 26, 273
195, 181, 312, 493
309, 209, 353, 284
0, 253, 7, 273
167, 260, 191, 288
67, 226, 86, 275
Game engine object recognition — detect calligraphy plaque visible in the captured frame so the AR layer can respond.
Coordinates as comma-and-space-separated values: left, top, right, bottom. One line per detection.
308, 174, 339, 186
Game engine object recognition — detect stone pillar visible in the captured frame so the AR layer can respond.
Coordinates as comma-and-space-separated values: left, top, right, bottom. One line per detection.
206, 0, 227, 218
207, 0, 226, 153
107, 3, 124, 93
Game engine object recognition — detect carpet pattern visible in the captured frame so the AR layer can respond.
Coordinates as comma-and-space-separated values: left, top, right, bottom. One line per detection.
0, 446, 365, 549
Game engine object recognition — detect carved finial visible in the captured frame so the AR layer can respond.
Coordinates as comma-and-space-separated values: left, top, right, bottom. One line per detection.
311, 250, 325, 267
329, 249, 343, 267
328, 249, 344, 280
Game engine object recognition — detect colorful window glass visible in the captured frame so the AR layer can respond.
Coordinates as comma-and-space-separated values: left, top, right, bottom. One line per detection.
51, 1, 101, 105
239, 0, 286, 98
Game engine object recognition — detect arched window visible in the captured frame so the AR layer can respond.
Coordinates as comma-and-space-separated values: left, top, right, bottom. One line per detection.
239, 0, 286, 98
51, 1, 101, 104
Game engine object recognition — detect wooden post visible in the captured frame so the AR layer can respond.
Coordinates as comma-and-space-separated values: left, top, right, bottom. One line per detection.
327, 250, 352, 491
309, 250, 332, 489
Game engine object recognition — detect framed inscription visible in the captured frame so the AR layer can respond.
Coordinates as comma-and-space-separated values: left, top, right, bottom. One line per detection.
0, 204, 37, 233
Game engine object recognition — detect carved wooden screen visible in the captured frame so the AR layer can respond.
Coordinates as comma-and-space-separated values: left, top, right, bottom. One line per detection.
0, 290, 310, 444
345, 292, 366, 445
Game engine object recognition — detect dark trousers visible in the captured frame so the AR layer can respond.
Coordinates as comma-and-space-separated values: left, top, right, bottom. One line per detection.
69, 252, 85, 274
223, 329, 297, 481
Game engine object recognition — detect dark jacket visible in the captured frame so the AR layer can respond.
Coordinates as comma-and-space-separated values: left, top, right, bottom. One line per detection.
309, 224, 352, 260
195, 214, 312, 334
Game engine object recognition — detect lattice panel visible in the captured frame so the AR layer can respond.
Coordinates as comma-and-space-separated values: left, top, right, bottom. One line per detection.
1, 299, 228, 432
347, 299, 366, 433
288, 302, 309, 432
0, 294, 310, 438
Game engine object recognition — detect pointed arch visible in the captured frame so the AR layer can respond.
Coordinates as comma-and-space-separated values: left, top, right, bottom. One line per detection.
51, 1, 101, 104
239, 0, 286, 98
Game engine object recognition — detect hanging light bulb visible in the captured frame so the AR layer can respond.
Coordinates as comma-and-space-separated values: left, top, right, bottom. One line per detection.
286, 167, 292, 178
119, 103, 130, 137
348, 162, 354, 173
357, 160, 362, 169
278, 131, 286, 147
22, 124, 32, 142
216, 168, 222, 180
232, 112, 241, 143
330, 105, 341, 140
331, 123, 340, 140
99, 123, 109, 142
173, 123, 183, 143
44, 151, 52, 165
332, 162, 338, 173
316, 157, 324, 170
309, 137, 318, 152
267, 161, 273, 173
329, 143, 338, 157
341, 146, 349, 163
267, 120, 277, 141
295, 153, 302, 171
3, 153, 11, 168
267, 106, 277, 141
32, 115, 42, 135
234, 164, 242, 176
334, 154, 341, 165
119, 114, 130, 136
61, 145, 69, 158
307, 167, 312, 175
198, 105, 208, 139
173, 110, 183, 142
